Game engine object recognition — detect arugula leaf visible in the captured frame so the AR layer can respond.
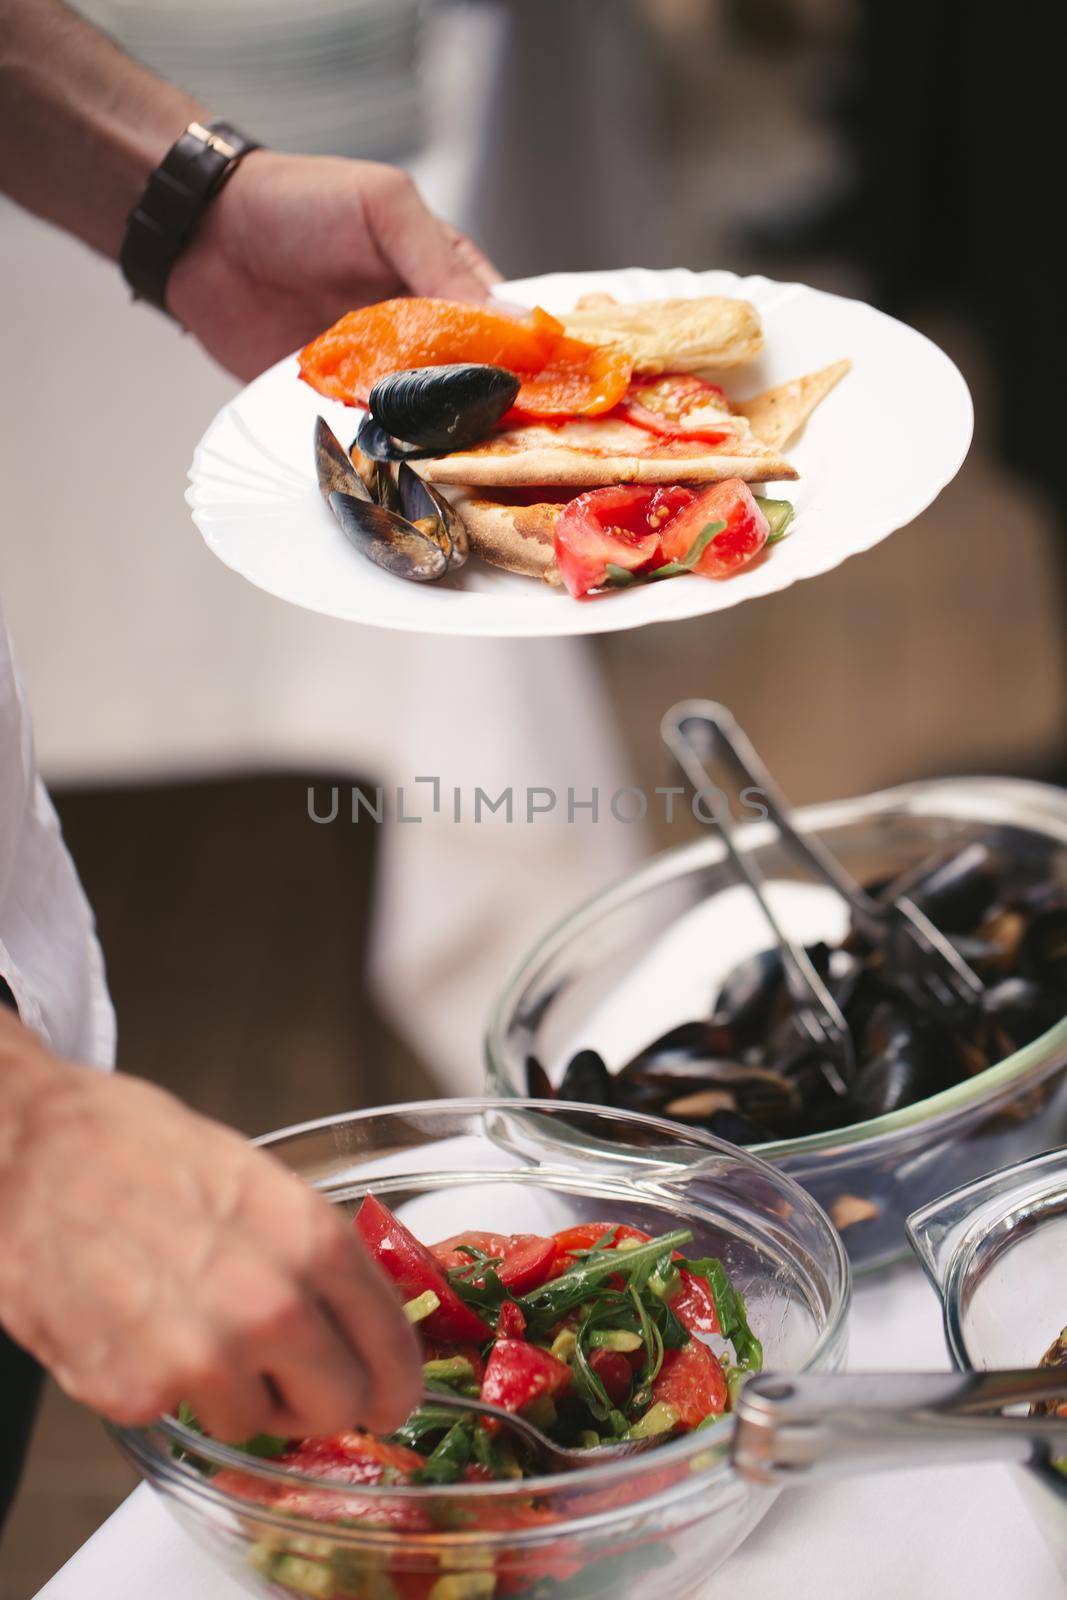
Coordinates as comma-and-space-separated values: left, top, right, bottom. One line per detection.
679, 1257, 763, 1371
175, 1403, 285, 1461
240, 1433, 289, 1459
518, 1230, 692, 1327
603, 562, 640, 587
647, 518, 727, 581
413, 1421, 472, 1485
390, 1403, 460, 1449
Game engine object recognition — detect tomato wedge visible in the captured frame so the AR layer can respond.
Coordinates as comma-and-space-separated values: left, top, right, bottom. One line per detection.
481, 1339, 573, 1415
353, 1194, 490, 1343
553, 487, 661, 599
432, 1230, 558, 1294
589, 1348, 634, 1405
552, 1222, 651, 1257
671, 1270, 721, 1335
657, 478, 770, 579
298, 298, 631, 419
213, 1432, 433, 1531
617, 373, 737, 444
651, 1337, 728, 1429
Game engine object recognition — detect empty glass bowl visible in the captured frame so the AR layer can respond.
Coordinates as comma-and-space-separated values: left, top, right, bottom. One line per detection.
909, 1148, 1067, 1582
486, 777, 1067, 1272
114, 1099, 849, 1600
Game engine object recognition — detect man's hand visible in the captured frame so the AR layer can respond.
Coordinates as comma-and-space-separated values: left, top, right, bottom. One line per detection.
1, 3, 499, 383
0, 1019, 421, 1442
168, 151, 501, 380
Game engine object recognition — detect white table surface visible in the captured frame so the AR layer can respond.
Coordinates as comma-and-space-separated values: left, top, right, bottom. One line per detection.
36, 1261, 1061, 1600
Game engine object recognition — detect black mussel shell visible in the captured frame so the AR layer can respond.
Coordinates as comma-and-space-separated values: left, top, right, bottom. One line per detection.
315, 416, 374, 504
882, 842, 1003, 934
981, 976, 1064, 1052
619, 1020, 733, 1080
525, 1055, 556, 1099
370, 364, 520, 452
356, 413, 438, 463
710, 948, 787, 1046
327, 492, 447, 582
848, 1036, 934, 1120
1019, 907, 1067, 991
559, 1048, 615, 1106
397, 463, 469, 569
705, 1109, 767, 1146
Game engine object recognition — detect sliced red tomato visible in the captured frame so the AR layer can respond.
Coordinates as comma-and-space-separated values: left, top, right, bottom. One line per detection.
552, 1222, 651, 1257
646, 484, 695, 532
617, 373, 736, 444
353, 1194, 490, 1343
282, 1431, 426, 1484
553, 487, 660, 598
589, 1348, 634, 1406
213, 1432, 432, 1532
657, 478, 769, 579
651, 1338, 727, 1430
671, 1270, 721, 1335
497, 1300, 527, 1339
481, 1339, 573, 1415
432, 1230, 558, 1294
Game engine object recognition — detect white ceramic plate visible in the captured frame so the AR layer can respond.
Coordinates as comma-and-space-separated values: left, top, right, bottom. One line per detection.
187, 266, 973, 638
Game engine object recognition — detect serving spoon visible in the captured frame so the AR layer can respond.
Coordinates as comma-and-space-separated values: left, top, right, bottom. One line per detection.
423, 1367, 1067, 1480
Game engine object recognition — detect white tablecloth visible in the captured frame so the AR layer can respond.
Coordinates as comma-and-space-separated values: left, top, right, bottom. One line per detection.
35, 1263, 1061, 1599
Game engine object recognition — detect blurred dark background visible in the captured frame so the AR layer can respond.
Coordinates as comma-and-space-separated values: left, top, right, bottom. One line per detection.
2, 1, 1064, 1591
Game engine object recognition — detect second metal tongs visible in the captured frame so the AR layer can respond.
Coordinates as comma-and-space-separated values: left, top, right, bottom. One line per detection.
661, 700, 986, 1093
425, 1368, 1067, 1481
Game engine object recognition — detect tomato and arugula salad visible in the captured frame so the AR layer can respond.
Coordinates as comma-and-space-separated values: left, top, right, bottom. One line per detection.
553, 477, 793, 600
182, 1198, 762, 1598
365, 1199, 762, 1472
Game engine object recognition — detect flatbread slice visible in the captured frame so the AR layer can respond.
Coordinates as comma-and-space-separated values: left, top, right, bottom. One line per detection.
735, 359, 852, 450
444, 488, 564, 585
556, 295, 763, 374
418, 413, 796, 489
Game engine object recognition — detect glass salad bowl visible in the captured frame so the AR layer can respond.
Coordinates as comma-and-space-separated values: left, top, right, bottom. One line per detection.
908, 1148, 1067, 1581
485, 777, 1067, 1273
114, 1099, 849, 1600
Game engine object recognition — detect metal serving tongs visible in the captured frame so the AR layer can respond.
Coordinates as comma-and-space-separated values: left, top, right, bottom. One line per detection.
661, 701, 986, 1082
424, 1369, 1067, 1478
661, 700, 858, 1094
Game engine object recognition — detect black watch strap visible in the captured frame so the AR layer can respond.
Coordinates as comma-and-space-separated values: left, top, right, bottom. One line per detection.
120, 119, 261, 314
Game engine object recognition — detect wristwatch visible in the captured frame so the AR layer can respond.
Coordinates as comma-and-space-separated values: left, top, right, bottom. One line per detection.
119, 119, 261, 314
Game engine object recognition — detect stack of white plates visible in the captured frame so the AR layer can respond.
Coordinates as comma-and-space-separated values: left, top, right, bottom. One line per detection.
80, 0, 427, 159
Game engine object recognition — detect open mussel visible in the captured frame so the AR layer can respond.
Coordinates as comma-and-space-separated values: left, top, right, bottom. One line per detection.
316, 413, 373, 504
397, 462, 468, 569
313, 417, 468, 582
359, 364, 520, 459
328, 493, 448, 582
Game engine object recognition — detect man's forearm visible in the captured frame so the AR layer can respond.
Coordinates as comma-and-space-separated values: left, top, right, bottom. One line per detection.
0, 0, 205, 259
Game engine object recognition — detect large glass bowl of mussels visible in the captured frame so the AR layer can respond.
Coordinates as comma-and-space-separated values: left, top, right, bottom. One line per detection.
485, 777, 1067, 1271
908, 1148, 1067, 1581
115, 1100, 849, 1600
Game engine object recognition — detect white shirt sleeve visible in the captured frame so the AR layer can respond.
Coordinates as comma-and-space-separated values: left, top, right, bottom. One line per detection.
0, 600, 115, 1067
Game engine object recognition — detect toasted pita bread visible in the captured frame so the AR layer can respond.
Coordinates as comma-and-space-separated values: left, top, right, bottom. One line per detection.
418, 413, 796, 489
736, 359, 852, 449
557, 296, 763, 374
444, 488, 564, 585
